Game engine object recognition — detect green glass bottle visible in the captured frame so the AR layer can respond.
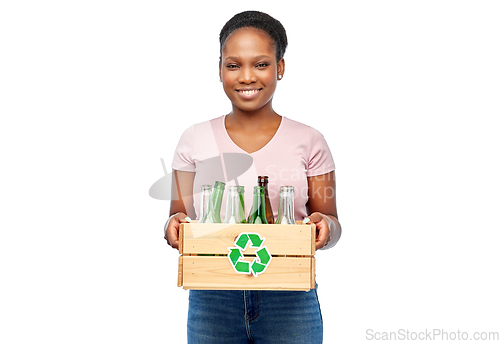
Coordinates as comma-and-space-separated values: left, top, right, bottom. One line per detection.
199, 182, 225, 256
247, 186, 268, 224
200, 181, 225, 223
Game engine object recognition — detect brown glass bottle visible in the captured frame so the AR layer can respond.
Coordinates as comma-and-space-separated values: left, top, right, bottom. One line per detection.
257, 176, 275, 224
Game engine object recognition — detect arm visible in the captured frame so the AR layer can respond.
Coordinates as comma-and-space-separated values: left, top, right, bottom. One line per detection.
164, 170, 195, 249
305, 171, 342, 250
169, 170, 196, 218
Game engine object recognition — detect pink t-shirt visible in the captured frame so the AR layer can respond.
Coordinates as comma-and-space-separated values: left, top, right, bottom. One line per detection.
171, 115, 335, 222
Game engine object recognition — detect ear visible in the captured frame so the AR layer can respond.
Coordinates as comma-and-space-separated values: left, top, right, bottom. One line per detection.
278, 58, 285, 78
219, 60, 222, 81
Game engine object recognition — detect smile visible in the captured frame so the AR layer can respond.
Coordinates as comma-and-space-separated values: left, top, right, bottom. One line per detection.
236, 88, 262, 100
237, 88, 262, 95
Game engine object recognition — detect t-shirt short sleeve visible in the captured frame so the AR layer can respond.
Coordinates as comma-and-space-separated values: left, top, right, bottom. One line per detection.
306, 127, 336, 177
171, 125, 196, 172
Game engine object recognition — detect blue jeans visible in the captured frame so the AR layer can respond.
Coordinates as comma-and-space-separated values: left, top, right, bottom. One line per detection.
187, 286, 323, 344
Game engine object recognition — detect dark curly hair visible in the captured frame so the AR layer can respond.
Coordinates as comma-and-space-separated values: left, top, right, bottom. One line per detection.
219, 11, 288, 62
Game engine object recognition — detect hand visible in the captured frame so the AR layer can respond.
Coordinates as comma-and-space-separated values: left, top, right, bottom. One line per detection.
164, 213, 191, 250
305, 212, 332, 250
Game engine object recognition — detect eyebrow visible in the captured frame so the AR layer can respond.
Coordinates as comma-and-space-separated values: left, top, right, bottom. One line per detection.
224, 55, 272, 61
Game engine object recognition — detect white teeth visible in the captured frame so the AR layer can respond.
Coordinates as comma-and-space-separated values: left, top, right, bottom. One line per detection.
240, 89, 259, 95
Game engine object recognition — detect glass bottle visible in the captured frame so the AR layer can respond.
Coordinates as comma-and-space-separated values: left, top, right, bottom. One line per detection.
223, 186, 244, 224
200, 181, 225, 223
247, 186, 268, 224
276, 186, 297, 225
197, 185, 213, 223
258, 176, 275, 224
237, 186, 246, 223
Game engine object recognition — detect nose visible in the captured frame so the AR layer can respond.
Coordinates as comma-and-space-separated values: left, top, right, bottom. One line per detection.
238, 66, 256, 84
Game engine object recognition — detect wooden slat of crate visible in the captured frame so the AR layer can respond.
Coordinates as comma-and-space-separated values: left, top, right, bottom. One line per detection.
180, 223, 316, 256
180, 256, 315, 291
177, 256, 183, 288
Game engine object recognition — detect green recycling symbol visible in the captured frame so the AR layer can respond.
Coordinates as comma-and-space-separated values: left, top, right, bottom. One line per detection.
227, 232, 272, 277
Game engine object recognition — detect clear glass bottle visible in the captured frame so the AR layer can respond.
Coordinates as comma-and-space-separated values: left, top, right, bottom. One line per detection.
258, 176, 275, 224
237, 186, 246, 223
200, 181, 225, 223
224, 186, 244, 224
197, 185, 213, 223
276, 186, 297, 225
247, 186, 268, 224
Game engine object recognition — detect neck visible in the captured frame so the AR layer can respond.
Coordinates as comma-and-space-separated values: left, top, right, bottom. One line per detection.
229, 102, 279, 128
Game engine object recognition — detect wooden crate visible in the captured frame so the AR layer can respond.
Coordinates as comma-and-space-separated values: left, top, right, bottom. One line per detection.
178, 222, 316, 291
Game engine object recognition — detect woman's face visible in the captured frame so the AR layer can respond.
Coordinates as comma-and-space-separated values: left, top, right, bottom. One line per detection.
220, 27, 284, 113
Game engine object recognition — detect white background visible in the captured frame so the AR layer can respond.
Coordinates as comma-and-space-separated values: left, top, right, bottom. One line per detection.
1, 1, 499, 343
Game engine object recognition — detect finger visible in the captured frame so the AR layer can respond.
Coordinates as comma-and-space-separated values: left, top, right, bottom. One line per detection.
314, 219, 330, 250
306, 212, 323, 224
166, 228, 179, 250
180, 216, 192, 223
165, 214, 185, 250
316, 226, 330, 247
170, 216, 191, 247
170, 240, 179, 250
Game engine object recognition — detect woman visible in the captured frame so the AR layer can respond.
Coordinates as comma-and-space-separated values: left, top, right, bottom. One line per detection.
164, 11, 341, 344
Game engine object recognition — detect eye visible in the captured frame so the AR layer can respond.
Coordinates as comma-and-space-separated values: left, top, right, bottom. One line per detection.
226, 64, 239, 69
256, 63, 269, 68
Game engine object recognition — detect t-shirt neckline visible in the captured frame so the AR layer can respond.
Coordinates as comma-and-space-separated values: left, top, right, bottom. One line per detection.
221, 114, 286, 155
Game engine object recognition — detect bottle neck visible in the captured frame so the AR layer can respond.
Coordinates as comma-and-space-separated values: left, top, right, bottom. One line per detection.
257, 176, 269, 188
199, 185, 213, 221
224, 186, 243, 224
251, 189, 263, 209
203, 182, 225, 223
249, 186, 268, 224
277, 186, 296, 224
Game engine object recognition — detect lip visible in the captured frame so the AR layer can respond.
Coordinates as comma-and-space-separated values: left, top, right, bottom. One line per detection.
236, 88, 262, 100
